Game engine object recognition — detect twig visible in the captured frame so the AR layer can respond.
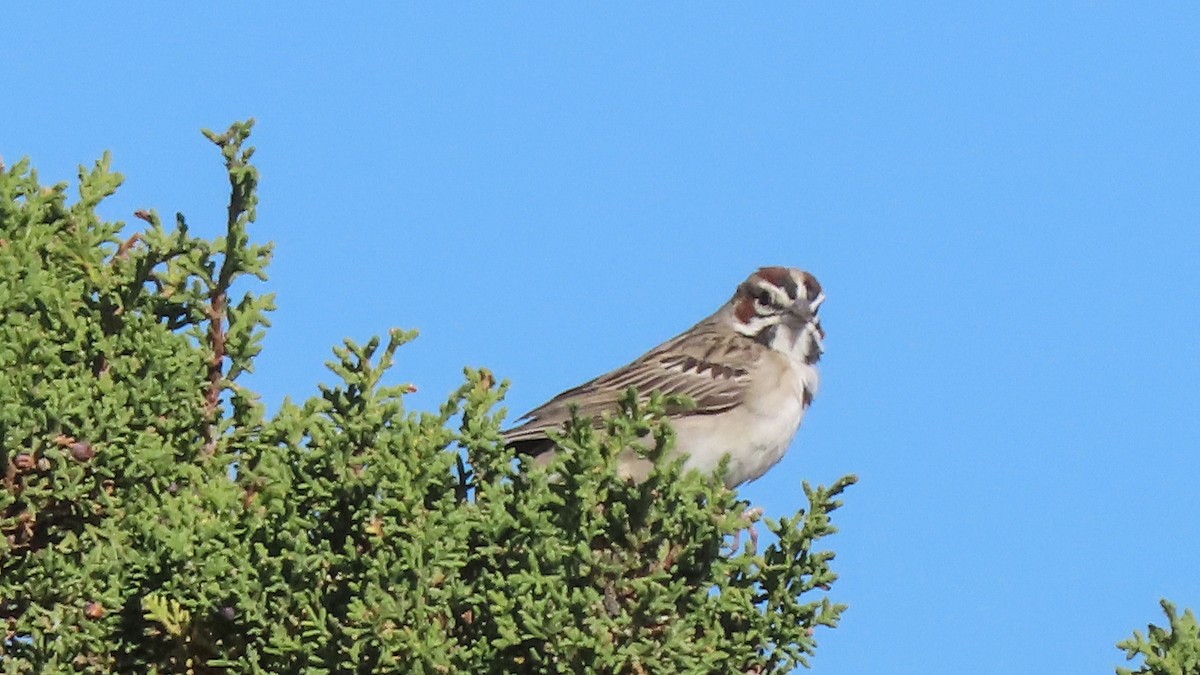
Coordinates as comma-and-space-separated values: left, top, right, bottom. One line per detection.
201, 121, 255, 457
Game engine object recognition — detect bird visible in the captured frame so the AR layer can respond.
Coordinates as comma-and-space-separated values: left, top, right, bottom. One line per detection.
503, 266, 825, 488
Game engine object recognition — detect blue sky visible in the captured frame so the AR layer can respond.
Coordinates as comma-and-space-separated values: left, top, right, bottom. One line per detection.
5, 4, 1199, 673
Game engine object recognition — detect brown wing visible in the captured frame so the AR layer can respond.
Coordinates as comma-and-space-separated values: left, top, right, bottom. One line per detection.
503, 320, 761, 452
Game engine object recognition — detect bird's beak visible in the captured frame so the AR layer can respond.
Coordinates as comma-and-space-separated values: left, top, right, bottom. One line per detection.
788, 291, 825, 322
793, 292, 826, 349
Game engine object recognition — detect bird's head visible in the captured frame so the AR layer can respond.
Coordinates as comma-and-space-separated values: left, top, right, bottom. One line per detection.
729, 266, 825, 364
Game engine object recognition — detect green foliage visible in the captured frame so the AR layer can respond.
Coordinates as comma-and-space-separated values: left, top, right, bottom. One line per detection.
1118, 601, 1200, 675
0, 121, 854, 673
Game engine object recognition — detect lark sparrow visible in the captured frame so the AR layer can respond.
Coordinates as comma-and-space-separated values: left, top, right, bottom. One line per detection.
504, 267, 825, 488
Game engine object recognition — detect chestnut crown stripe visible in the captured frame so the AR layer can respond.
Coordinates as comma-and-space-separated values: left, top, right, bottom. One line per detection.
754, 266, 801, 300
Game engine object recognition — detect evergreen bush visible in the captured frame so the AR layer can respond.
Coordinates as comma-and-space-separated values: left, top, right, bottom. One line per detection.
0, 121, 853, 673
1119, 601, 1200, 675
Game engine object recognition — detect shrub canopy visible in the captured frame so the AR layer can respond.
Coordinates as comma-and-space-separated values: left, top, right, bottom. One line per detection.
0, 121, 852, 673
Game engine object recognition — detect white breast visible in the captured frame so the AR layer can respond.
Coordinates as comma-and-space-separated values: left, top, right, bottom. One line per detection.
672, 354, 818, 487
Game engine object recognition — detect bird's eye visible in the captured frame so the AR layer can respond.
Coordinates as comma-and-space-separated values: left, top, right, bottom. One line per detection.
756, 290, 773, 307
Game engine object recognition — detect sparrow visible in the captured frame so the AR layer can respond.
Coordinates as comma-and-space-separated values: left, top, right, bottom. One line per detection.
503, 267, 824, 488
